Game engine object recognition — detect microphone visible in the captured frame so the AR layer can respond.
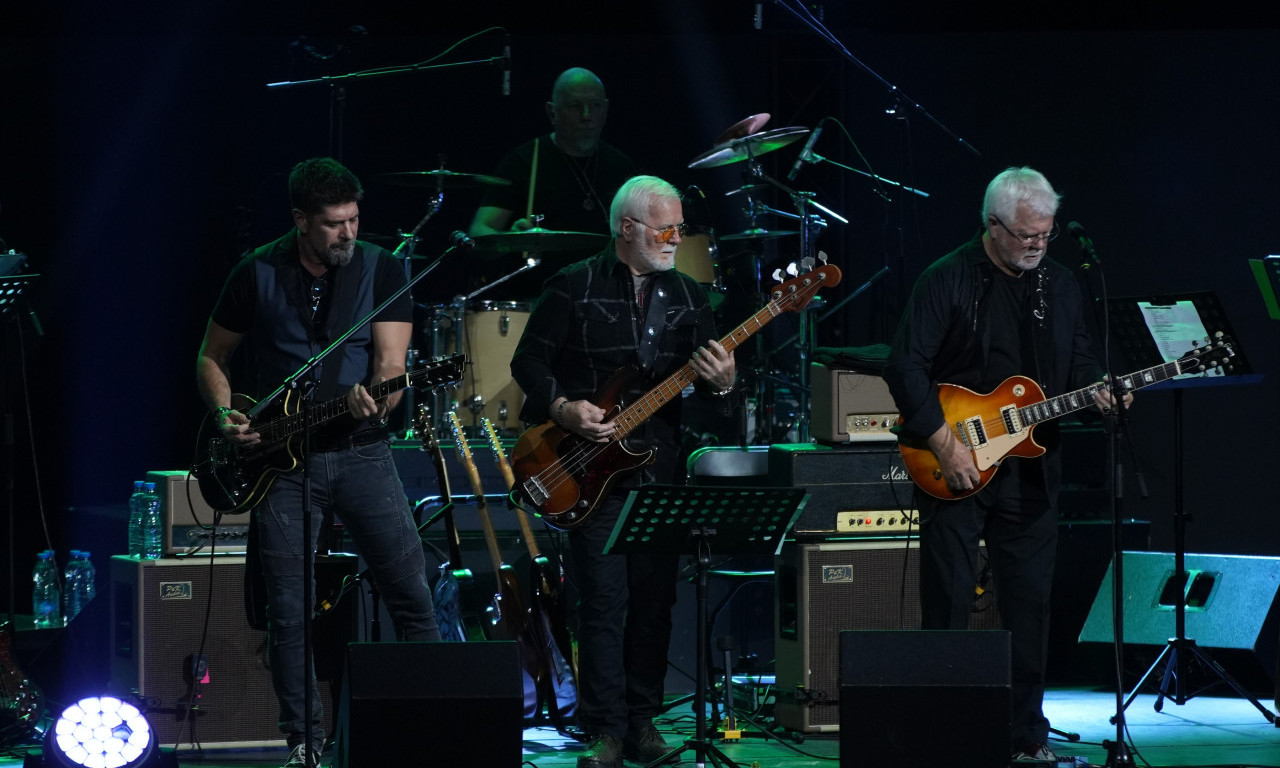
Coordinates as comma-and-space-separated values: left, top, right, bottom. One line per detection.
501, 34, 511, 96
786, 121, 824, 182
449, 230, 476, 251
1066, 221, 1099, 268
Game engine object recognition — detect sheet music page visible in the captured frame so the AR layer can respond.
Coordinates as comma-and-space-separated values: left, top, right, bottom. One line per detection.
1137, 300, 1223, 378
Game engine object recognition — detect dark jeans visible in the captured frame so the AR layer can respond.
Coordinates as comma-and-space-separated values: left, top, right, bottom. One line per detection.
917, 484, 1057, 750
255, 439, 440, 748
569, 492, 680, 739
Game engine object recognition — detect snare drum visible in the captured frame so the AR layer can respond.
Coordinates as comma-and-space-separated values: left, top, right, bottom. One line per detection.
436, 300, 530, 433
674, 226, 724, 308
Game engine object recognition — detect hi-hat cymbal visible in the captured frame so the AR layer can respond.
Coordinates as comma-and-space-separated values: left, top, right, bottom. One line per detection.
688, 126, 810, 170
374, 171, 512, 189
720, 228, 800, 242
714, 113, 771, 145
475, 227, 608, 253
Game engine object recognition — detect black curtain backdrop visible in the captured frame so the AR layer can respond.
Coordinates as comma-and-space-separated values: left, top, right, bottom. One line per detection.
3, 2, 1278, 611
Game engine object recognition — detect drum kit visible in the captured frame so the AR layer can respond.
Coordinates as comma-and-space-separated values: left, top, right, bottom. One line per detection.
382, 115, 850, 443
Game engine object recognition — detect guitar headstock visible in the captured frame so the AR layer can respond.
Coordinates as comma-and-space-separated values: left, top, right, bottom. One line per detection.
445, 410, 473, 463
413, 404, 438, 452
767, 254, 842, 314
480, 417, 508, 463
1177, 332, 1236, 376
410, 354, 467, 390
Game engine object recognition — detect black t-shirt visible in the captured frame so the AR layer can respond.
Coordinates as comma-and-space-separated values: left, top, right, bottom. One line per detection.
475, 134, 639, 300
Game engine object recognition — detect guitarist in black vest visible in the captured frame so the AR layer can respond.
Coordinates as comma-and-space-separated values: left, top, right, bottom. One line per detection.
883, 167, 1131, 763
510, 176, 735, 768
196, 158, 440, 768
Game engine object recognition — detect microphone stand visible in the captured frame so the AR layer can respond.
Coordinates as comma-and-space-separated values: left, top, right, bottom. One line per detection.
1073, 235, 1139, 766
246, 237, 464, 759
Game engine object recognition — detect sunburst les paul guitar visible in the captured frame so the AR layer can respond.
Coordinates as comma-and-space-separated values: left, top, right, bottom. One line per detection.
193, 355, 464, 513
897, 334, 1236, 500
511, 261, 842, 531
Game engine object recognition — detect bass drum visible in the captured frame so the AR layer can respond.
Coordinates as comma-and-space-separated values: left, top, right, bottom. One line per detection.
437, 300, 530, 435
674, 225, 724, 309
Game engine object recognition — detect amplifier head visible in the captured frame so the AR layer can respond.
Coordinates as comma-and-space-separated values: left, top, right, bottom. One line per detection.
809, 363, 899, 444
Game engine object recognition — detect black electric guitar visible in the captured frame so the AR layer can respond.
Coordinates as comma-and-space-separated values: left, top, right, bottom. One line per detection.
482, 417, 578, 726
446, 411, 541, 717
193, 354, 464, 513
414, 404, 485, 642
0, 620, 43, 744
898, 335, 1237, 500
511, 261, 842, 530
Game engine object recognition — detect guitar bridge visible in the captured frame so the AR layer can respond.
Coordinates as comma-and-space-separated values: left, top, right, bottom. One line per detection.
522, 477, 549, 507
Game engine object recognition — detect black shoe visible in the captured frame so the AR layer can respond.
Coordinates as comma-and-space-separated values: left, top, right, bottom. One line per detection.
1010, 742, 1059, 764
578, 733, 623, 768
624, 723, 677, 765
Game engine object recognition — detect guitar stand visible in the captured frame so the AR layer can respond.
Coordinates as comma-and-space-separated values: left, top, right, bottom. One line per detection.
605, 485, 806, 768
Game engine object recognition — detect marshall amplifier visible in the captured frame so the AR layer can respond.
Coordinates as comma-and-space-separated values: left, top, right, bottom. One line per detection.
767, 443, 918, 537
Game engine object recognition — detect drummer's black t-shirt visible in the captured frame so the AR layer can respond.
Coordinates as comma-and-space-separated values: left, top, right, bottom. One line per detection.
475, 134, 639, 300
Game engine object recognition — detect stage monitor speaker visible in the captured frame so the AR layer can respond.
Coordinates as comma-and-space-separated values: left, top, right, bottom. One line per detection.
109, 555, 354, 748
839, 630, 1010, 768
335, 641, 523, 768
1079, 551, 1280, 693
774, 539, 1002, 732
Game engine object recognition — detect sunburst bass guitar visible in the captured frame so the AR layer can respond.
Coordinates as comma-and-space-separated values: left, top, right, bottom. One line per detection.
511, 261, 842, 531
897, 335, 1236, 500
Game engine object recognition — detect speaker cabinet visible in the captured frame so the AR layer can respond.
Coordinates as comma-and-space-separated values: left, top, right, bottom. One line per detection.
109, 555, 353, 748
1079, 551, 1280, 692
839, 630, 1010, 768
774, 539, 1001, 732
335, 642, 523, 768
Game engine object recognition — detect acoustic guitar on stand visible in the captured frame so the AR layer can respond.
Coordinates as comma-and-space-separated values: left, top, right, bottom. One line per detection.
896, 334, 1236, 500
511, 259, 842, 531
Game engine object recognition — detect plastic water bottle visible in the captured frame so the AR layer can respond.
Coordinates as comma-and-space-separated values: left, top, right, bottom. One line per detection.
78, 551, 97, 607
127, 480, 145, 557
141, 482, 163, 560
63, 550, 84, 621
32, 551, 62, 628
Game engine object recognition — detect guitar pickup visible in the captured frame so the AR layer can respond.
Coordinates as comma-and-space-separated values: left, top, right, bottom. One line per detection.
962, 416, 986, 447
1000, 405, 1024, 436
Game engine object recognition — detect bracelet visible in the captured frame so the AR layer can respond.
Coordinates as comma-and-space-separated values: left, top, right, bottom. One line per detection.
215, 405, 233, 418
555, 399, 569, 425
709, 382, 735, 397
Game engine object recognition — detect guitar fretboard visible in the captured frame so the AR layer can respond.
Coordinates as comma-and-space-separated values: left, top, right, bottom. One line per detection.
1019, 359, 1186, 425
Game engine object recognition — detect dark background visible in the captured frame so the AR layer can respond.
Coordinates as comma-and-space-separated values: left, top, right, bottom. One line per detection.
3, 1, 1278, 614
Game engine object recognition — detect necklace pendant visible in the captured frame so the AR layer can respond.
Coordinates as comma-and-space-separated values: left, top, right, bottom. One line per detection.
583, 197, 595, 211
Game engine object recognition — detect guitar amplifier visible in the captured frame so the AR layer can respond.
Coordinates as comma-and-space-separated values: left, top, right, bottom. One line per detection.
147, 470, 250, 555
767, 443, 918, 537
809, 363, 899, 444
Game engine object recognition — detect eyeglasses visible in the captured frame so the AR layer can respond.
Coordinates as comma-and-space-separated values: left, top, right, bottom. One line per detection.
626, 217, 688, 244
990, 215, 1058, 246
310, 276, 327, 320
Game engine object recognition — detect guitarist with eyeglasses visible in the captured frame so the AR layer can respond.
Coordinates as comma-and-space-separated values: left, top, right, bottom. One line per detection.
883, 167, 1132, 764
510, 176, 736, 768
195, 158, 442, 768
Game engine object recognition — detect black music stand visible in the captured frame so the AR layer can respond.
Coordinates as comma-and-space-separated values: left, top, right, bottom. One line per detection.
605, 485, 807, 768
1106, 293, 1274, 724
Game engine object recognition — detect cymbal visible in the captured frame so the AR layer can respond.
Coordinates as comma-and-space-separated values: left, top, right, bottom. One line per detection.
720, 228, 800, 242
474, 227, 608, 253
687, 126, 810, 169
374, 171, 512, 189
714, 113, 771, 145
725, 183, 770, 198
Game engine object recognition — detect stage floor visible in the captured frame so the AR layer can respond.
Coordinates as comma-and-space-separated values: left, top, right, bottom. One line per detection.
4, 688, 1276, 767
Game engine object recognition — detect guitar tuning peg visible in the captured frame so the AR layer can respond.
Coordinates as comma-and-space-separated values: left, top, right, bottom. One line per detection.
772, 268, 785, 282
798, 256, 815, 272
786, 262, 799, 277
818, 250, 829, 265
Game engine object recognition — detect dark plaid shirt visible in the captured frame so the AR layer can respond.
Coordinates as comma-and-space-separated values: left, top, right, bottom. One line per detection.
510, 240, 722, 484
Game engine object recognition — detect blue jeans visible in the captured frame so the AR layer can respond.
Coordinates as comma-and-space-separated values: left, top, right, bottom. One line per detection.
255, 439, 440, 748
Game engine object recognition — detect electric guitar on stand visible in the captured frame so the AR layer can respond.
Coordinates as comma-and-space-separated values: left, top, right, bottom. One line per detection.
0, 620, 43, 747
481, 416, 578, 728
447, 411, 541, 717
414, 404, 484, 642
897, 335, 1237, 500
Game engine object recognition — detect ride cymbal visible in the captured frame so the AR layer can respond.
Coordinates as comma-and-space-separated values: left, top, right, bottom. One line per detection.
474, 228, 608, 253
374, 171, 512, 189
687, 126, 810, 169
